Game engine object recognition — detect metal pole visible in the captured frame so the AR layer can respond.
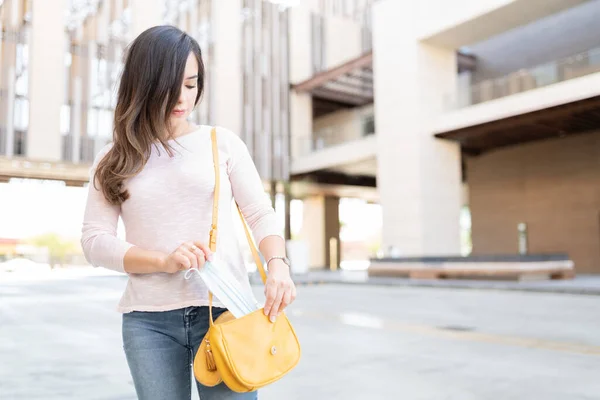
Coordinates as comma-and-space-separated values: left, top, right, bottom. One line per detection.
518, 222, 528, 255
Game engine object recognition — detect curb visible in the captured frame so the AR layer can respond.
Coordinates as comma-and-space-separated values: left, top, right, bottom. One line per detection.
250, 275, 600, 296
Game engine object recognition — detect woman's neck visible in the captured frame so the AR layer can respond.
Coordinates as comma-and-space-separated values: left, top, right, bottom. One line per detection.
168, 121, 197, 140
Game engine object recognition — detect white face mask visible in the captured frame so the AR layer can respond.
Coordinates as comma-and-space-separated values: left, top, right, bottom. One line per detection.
184, 254, 259, 318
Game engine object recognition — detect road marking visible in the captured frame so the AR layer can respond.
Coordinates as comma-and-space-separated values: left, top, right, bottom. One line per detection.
290, 309, 600, 357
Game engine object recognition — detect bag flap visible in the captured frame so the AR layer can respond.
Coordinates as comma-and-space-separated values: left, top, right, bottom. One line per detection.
211, 309, 301, 387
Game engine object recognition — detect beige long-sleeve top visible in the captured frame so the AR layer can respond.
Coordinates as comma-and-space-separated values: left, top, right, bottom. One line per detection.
81, 125, 282, 313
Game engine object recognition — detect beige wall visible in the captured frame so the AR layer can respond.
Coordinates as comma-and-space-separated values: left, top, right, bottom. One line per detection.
314, 104, 373, 129
289, 7, 313, 84
314, 109, 357, 135
313, 104, 373, 143
130, 0, 163, 39
289, 2, 365, 77
468, 132, 600, 273
289, 94, 312, 160
325, 16, 363, 68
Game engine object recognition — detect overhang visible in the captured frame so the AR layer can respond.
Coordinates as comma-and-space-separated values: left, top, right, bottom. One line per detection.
291, 50, 476, 118
435, 95, 600, 155
291, 51, 374, 118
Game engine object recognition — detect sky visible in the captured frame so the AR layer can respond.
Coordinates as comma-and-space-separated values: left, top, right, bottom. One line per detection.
0, 180, 92, 241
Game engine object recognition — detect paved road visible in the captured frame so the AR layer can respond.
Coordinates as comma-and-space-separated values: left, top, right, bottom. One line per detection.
1, 271, 599, 399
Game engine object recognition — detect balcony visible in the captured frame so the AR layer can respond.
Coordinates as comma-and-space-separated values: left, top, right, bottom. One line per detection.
291, 116, 377, 184
293, 115, 375, 159
448, 46, 600, 109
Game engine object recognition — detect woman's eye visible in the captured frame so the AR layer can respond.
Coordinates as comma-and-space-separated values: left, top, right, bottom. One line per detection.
186, 85, 197, 89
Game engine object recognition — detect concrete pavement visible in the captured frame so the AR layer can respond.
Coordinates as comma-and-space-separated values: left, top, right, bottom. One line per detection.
1, 272, 599, 399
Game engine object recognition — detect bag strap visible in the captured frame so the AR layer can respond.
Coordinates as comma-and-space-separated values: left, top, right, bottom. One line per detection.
208, 127, 268, 323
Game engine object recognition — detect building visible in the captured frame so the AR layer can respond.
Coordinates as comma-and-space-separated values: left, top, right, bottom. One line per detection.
370, 0, 600, 274
289, 0, 600, 273
1, 0, 599, 273
0, 0, 378, 270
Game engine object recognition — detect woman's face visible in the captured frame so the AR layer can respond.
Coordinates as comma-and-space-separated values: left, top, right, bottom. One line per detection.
170, 52, 199, 127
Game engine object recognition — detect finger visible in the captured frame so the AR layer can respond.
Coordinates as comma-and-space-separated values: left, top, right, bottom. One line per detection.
186, 243, 206, 269
279, 287, 293, 315
193, 241, 213, 261
196, 250, 206, 269
263, 281, 278, 316
179, 248, 198, 269
174, 252, 191, 270
269, 284, 285, 321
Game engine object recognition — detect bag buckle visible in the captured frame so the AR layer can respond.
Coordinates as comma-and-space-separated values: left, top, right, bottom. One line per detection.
209, 227, 217, 249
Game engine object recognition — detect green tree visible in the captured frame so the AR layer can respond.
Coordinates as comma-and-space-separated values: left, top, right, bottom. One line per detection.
29, 233, 77, 268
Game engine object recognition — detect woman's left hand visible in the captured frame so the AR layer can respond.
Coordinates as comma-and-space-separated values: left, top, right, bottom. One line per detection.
263, 260, 296, 323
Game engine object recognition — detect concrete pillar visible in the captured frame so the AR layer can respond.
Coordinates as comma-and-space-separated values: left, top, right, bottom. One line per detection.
373, 1, 462, 257
0, 0, 22, 156
210, 0, 242, 133
188, 1, 198, 38
178, 9, 188, 32
27, 0, 68, 161
69, 27, 84, 163
71, 76, 83, 162
97, 1, 111, 45
82, 18, 98, 159
94, 0, 111, 154
130, 0, 163, 40
111, 0, 124, 23
108, 0, 124, 112
300, 196, 340, 269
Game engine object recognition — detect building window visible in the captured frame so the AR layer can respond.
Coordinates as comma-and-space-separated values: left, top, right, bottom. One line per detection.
362, 115, 375, 136
311, 13, 325, 73
14, 130, 26, 156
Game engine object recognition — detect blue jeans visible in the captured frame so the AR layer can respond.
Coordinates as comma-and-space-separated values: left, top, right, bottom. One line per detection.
122, 306, 258, 400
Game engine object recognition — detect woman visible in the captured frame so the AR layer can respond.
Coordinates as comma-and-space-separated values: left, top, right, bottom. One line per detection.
81, 25, 296, 400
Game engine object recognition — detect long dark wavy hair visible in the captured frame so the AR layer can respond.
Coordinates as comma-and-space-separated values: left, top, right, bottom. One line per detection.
94, 25, 205, 205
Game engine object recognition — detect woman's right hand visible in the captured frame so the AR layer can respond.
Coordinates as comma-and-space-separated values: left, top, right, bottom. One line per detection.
161, 241, 212, 274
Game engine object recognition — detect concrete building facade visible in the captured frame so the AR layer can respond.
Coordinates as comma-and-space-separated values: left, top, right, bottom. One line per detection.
290, 0, 600, 272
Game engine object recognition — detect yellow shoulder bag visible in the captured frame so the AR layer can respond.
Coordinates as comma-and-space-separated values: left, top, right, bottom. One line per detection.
193, 127, 301, 393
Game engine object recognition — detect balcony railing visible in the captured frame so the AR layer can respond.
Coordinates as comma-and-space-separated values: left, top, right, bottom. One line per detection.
293, 117, 375, 158
0, 127, 27, 157
447, 46, 600, 109
62, 134, 111, 164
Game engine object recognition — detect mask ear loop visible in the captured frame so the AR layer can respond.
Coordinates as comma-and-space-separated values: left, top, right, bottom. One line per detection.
184, 268, 201, 280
